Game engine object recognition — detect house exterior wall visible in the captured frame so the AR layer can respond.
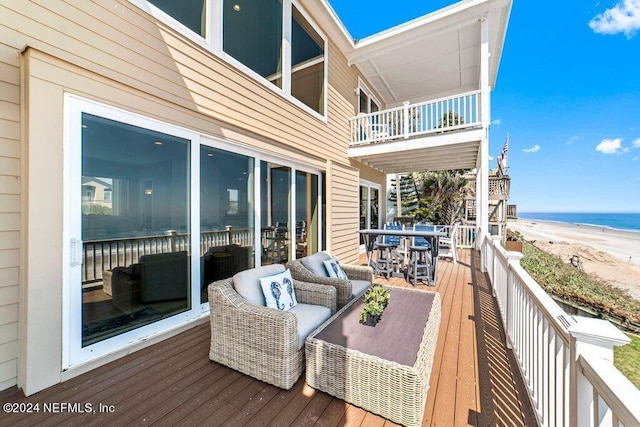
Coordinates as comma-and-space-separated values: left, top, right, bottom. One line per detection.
0, 38, 21, 392
0, 0, 385, 394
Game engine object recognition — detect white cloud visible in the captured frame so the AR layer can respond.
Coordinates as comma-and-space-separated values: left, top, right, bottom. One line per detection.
633, 137, 640, 148
567, 135, 579, 145
491, 118, 501, 126
596, 138, 625, 154
589, 0, 640, 38
523, 144, 540, 153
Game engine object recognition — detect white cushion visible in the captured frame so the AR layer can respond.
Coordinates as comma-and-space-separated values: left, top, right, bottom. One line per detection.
301, 251, 332, 276
323, 257, 348, 280
288, 303, 332, 349
260, 269, 297, 311
350, 280, 371, 297
233, 264, 284, 306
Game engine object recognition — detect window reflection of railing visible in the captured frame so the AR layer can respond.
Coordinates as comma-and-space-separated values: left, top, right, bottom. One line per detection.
82, 227, 253, 285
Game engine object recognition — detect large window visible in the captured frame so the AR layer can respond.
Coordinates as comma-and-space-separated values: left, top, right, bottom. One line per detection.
291, 5, 325, 114
147, 0, 207, 38
133, 0, 327, 117
223, 0, 283, 89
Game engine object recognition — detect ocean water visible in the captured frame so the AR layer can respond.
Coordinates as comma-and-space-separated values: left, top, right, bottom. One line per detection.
518, 212, 640, 233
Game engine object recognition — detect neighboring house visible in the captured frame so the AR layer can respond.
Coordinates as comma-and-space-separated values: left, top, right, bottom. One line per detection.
0, 0, 512, 395
82, 176, 113, 210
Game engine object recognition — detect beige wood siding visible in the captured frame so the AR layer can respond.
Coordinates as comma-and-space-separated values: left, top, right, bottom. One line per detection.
327, 162, 360, 263
0, 34, 20, 391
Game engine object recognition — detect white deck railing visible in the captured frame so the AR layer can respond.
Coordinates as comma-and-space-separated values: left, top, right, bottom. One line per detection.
482, 233, 640, 426
350, 90, 481, 146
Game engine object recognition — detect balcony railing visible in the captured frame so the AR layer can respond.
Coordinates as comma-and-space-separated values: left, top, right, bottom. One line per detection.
350, 90, 482, 146
482, 233, 640, 426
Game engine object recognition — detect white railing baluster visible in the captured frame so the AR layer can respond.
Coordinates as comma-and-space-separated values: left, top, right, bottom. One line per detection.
481, 232, 640, 427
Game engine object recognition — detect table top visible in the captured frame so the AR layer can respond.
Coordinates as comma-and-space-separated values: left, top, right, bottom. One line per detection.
311, 287, 438, 367
358, 228, 446, 238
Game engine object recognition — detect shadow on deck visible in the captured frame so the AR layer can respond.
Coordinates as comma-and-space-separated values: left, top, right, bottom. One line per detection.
0, 250, 536, 426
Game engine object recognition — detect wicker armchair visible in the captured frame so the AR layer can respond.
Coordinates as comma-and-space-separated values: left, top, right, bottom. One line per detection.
208, 267, 337, 390
287, 252, 373, 309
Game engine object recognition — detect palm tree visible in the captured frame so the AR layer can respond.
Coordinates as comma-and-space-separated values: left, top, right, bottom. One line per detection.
438, 111, 464, 130
415, 170, 469, 225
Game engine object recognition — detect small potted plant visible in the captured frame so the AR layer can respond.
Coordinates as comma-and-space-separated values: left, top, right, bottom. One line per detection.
359, 299, 384, 326
364, 285, 390, 308
359, 285, 390, 326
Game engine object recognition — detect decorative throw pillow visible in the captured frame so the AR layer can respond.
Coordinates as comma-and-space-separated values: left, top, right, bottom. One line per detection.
259, 269, 297, 311
323, 257, 349, 280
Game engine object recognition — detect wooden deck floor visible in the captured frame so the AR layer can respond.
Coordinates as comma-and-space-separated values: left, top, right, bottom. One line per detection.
0, 250, 536, 426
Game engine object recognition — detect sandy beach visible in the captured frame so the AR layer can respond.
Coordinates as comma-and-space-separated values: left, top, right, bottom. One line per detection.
507, 218, 640, 302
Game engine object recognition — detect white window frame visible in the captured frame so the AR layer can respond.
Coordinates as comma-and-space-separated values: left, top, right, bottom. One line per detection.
63, 94, 203, 369
128, 0, 328, 121
357, 77, 381, 114
358, 179, 382, 251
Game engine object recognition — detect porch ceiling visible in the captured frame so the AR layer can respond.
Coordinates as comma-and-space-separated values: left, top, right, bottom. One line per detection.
345, 0, 512, 108
348, 131, 482, 174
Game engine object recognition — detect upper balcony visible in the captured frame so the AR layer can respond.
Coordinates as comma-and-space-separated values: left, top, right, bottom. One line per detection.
348, 91, 485, 173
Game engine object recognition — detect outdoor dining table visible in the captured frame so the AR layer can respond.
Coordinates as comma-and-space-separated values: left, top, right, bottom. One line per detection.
358, 228, 446, 286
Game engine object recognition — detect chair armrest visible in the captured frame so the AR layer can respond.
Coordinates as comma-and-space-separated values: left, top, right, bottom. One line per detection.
293, 279, 337, 314
342, 264, 373, 282
287, 259, 353, 308
208, 278, 298, 357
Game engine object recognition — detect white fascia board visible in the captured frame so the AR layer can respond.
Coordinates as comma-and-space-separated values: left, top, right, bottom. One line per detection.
348, 129, 484, 158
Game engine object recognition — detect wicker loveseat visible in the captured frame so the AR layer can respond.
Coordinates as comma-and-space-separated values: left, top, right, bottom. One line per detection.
287, 251, 373, 309
208, 264, 337, 390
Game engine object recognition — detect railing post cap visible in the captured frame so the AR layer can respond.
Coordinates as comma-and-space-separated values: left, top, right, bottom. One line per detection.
569, 317, 630, 347
506, 251, 524, 261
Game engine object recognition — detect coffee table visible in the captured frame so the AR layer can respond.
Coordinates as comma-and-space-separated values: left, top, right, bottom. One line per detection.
305, 287, 441, 427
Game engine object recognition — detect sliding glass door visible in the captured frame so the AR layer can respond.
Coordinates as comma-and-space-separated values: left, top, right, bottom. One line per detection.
260, 161, 292, 265
359, 181, 381, 246
200, 146, 255, 303
65, 96, 325, 367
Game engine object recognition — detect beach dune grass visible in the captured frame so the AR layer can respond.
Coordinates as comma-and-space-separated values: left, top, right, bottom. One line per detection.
518, 240, 640, 388
519, 240, 640, 325
614, 333, 640, 389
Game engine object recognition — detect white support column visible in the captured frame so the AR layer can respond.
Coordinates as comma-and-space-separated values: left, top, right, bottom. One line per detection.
477, 15, 490, 255
568, 317, 631, 427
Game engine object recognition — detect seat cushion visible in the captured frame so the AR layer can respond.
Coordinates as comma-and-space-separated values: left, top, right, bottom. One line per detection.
233, 264, 285, 306
301, 251, 332, 277
350, 280, 371, 298
288, 303, 332, 350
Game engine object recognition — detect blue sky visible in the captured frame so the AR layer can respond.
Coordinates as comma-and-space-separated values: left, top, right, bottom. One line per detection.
329, 0, 640, 213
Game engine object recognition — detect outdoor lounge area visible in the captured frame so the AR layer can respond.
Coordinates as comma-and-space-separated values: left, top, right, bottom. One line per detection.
0, 249, 538, 426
